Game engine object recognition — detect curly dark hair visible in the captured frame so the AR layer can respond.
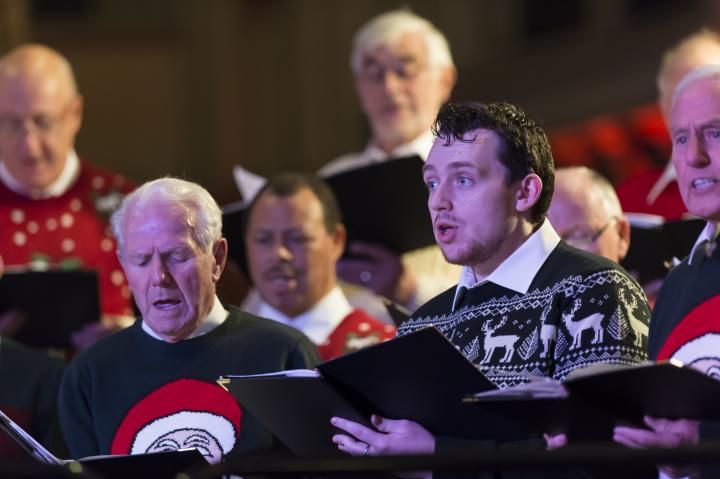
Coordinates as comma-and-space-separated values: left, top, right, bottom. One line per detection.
431, 101, 555, 226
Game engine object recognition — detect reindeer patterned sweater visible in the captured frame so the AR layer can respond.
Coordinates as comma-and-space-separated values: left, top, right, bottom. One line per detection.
399, 241, 650, 388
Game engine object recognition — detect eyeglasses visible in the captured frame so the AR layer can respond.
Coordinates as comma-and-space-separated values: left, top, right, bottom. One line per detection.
0, 101, 75, 140
562, 216, 618, 249
358, 57, 429, 83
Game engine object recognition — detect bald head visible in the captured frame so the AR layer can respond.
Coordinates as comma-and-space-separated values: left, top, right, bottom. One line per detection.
657, 29, 720, 122
0, 44, 78, 98
0, 44, 83, 192
548, 167, 630, 263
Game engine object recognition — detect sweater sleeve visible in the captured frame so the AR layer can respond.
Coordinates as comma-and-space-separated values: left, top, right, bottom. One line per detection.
58, 359, 99, 459
286, 335, 323, 370
552, 270, 650, 382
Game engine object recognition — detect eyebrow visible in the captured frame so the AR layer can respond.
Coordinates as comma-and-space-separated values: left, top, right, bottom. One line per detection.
446, 161, 478, 170
672, 119, 720, 133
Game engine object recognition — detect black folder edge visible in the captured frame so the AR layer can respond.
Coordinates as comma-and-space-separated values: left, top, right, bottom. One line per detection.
0, 270, 101, 349
220, 327, 530, 457
620, 215, 705, 283
0, 408, 207, 476
463, 361, 720, 441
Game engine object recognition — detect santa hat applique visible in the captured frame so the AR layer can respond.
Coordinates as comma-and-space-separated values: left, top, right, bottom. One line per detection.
111, 378, 242, 457
657, 295, 720, 362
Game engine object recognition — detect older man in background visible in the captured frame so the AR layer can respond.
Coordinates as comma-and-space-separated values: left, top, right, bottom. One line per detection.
320, 9, 460, 318
0, 44, 136, 346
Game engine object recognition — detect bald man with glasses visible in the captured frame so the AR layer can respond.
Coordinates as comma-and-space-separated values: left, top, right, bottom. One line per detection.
0, 44, 136, 348
548, 167, 631, 264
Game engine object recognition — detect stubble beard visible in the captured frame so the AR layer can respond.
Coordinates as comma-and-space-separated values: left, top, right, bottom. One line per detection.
439, 238, 499, 268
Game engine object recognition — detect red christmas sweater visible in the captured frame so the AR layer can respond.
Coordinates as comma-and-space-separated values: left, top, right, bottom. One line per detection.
316, 309, 396, 361
0, 160, 135, 316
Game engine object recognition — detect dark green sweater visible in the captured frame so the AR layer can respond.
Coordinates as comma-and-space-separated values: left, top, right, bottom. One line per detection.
59, 306, 321, 461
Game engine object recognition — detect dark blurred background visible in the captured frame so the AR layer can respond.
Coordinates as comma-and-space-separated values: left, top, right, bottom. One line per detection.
1, 0, 717, 203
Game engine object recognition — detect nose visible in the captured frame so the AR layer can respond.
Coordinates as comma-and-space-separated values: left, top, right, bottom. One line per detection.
274, 241, 293, 262
686, 132, 711, 168
16, 125, 43, 156
150, 255, 171, 286
428, 180, 452, 212
380, 70, 404, 96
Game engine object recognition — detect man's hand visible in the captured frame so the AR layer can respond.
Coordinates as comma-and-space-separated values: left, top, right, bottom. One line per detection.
336, 241, 417, 306
614, 417, 700, 478
331, 415, 436, 456
544, 433, 568, 450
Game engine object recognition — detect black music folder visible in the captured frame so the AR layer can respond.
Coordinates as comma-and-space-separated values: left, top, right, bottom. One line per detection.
0, 409, 206, 478
322, 155, 434, 254
219, 327, 528, 458
465, 361, 720, 441
0, 270, 101, 349
620, 214, 705, 283
223, 156, 435, 270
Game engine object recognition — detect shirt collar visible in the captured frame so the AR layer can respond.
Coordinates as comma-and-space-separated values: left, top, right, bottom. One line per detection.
452, 220, 561, 311
141, 295, 229, 341
255, 286, 352, 345
646, 160, 677, 206
363, 130, 435, 163
688, 221, 720, 265
0, 150, 80, 199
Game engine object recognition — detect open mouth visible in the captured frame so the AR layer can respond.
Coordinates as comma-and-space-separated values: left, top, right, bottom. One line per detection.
153, 299, 181, 310
692, 178, 718, 191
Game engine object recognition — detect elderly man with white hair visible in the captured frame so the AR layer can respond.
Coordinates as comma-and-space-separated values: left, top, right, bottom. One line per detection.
612, 65, 720, 479
58, 177, 320, 463
320, 9, 460, 319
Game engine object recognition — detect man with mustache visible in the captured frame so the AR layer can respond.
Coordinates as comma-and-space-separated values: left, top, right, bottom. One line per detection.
243, 173, 395, 361
331, 101, 650, 477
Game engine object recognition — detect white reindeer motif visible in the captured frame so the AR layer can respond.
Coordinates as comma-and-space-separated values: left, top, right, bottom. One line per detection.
561, 298, 604, 350
481, 316, 520, 363
539, 300, 556, 358
620, 289, 647, 348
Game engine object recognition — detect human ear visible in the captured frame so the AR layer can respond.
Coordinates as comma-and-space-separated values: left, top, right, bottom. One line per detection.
515, 173, 542, 213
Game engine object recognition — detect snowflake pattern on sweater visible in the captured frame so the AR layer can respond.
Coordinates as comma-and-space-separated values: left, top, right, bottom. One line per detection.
399, 243, 650, 389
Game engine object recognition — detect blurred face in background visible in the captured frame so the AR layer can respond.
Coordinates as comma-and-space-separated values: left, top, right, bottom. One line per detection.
246, 188, 345, 317
354, 32, 455, 152
0, 54, 82, 192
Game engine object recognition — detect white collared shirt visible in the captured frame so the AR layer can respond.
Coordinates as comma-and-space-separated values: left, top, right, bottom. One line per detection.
646, 160, 677, 206
0, 150, 80, 199
253, 286, 353, 345
451, 220, 561, 311
318, 130, 435, 177
141, 295, 229, 341
687, 221, 720, 265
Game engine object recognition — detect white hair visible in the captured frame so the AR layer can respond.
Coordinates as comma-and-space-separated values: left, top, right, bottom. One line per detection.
350, 9, 454, 74
111, 177, 222, 254
555, 166, 623, 219
656, 28, 720, 95
672, 64, 720, 109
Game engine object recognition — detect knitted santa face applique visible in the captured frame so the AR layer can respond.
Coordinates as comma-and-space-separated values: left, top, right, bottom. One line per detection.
110, 378, 242, 464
